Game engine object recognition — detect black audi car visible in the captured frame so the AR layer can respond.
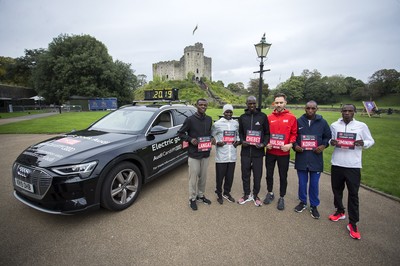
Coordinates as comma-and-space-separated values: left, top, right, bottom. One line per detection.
12, 101, 196, 214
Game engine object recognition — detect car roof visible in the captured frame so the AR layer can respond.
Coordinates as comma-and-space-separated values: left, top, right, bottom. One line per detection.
119, 103, 195, 111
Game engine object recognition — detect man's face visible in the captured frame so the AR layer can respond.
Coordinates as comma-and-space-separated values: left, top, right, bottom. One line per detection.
223, 110, 233, 120
246, 99, 257, 112
305, 102, 317, 119
274, 97, 286, 112
341, 105, 355, 123
196, 100, 208, 115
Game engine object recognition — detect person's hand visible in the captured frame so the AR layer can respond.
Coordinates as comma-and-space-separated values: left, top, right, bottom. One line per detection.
355, 140, 364, 147
190, 138, 198, 145
217, 141, 225, 147
255, 143, 265, 149
314, 145, 325, 154
294, 146, 303, 153
233, 141, 240, 148
266, 143, 272, 150
281, 144, 292, 152
211, 138, 216, 145
330, 139, 338, 146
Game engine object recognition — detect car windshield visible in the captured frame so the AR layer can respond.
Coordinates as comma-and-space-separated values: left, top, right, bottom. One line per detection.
89, 109, 156, 133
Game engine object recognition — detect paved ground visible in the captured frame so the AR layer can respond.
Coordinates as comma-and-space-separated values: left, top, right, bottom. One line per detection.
0, 132, 399, 265
0, 112, 59, 125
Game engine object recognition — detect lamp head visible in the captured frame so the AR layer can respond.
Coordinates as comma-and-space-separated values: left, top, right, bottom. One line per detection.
254, 33, 272, 58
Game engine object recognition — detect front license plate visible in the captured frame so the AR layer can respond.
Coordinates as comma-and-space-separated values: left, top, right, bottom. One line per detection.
15, 178, 34, 193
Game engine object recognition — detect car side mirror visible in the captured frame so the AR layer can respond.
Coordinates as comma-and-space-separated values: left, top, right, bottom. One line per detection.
149, 125, 168, 135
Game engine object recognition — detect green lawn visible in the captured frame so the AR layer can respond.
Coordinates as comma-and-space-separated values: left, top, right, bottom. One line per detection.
1, 109, 399, 199
0, 111, 109, 134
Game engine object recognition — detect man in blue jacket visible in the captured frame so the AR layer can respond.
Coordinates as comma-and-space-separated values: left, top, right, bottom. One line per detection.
293, 101, 331, 219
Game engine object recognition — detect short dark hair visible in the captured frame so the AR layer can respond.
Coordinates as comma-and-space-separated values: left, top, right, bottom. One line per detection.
246, 95, 257, 102
306, 100, 318, 107
274, 93, 287, 100
342, 103, 357, 113
196, 98, 207, 104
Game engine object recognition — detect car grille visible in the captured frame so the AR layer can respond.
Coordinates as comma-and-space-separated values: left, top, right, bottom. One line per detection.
13, 163, 52, 198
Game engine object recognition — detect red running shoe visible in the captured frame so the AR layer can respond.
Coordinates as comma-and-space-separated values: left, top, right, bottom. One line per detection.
347, 223, 361, 240
329, 211, 346, 221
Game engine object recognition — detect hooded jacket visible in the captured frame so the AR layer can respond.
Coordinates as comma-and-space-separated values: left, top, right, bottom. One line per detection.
293, 113, 331, 171
266, 109, 297, 156
211, 117, 240, 163
238, 108, 269, 158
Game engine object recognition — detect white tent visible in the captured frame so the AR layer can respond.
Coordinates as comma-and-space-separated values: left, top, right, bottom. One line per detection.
30, 96, 45, 101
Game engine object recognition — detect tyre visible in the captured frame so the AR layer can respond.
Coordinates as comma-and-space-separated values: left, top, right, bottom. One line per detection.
101, 162, 142, 211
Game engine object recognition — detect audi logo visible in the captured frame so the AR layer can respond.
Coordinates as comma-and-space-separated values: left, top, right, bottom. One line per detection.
17, 165, 31, 178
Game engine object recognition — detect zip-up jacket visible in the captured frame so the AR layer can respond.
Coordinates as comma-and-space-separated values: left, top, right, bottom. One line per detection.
178, 112, 213, 159
330, 118, 374, 168
238, 108, 269, 158
293, 114, 331, 171
266, 109, 297, 156
211, 117, 240, 163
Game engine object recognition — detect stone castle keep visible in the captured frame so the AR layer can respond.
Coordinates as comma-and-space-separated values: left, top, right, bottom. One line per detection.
152, 42, 212, 82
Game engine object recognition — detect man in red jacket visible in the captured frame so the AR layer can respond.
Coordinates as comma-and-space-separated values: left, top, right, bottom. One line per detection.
264, 93, 297, 210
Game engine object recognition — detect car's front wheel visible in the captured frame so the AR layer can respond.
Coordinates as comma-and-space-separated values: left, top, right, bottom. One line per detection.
101, 162, 142, 211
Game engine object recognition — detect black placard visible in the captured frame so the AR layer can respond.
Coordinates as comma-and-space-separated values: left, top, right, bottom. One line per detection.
144, 88, 179, 100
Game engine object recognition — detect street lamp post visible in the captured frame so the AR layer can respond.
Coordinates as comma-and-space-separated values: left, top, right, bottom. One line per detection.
254, 33, 272, 109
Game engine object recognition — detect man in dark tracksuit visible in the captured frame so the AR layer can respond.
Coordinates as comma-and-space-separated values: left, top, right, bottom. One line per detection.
238, 96, 269, 206
293, 100, 331, 219
178, 98, 215, 211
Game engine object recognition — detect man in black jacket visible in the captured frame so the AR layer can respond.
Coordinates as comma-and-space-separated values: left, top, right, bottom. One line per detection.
238, 96, 269, 206
178, 98, 215, 211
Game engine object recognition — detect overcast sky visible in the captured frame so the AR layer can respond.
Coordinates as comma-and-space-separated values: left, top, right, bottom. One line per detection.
1, 0, 399, 89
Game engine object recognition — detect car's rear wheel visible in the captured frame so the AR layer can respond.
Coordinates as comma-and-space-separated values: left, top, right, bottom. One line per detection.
101, 162, 142, 211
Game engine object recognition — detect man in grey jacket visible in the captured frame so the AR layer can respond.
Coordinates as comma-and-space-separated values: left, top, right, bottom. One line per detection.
211, 104, 240, 204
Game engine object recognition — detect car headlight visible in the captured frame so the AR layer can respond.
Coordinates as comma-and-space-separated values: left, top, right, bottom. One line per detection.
52, 161, 98, 179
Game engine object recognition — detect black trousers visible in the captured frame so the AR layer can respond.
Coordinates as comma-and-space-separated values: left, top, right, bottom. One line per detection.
215, 162, 236, 195
241, 156, 263, 197
265, 154, 290, 197
331, 165, 361, 225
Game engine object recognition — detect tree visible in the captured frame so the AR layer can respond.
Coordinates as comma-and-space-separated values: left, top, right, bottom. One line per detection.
326, 75, 347, 95
1, 50, 45, 87
303, 72, 335, 104
107, 60, 138, 104
137, 74, 147, 87
345, 76, 365, 96
368, 69, 400, 96
247, 78, 269, 105
32, 34, 137, 104
274, 75, 305, 103
227, 82, 246, 94
0, 56, 15, 84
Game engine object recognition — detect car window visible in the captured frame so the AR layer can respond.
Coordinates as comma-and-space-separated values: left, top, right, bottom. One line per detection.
173, 108, 195, 125
90, 109, 156, 133
153, 112, 172, 128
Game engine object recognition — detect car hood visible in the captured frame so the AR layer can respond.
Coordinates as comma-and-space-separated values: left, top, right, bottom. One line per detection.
15, 130, 138, 167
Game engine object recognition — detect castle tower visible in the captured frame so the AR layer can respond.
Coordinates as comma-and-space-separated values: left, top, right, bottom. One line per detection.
152, 43, 212, 81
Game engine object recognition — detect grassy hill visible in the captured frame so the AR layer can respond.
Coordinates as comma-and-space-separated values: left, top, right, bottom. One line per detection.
135, 79, 246, 107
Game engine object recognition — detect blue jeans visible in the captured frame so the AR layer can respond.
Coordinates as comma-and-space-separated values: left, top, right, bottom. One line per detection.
297, 170, 321, 207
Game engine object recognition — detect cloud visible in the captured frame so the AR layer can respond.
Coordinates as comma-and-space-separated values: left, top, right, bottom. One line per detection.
1, 0, 399, 89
